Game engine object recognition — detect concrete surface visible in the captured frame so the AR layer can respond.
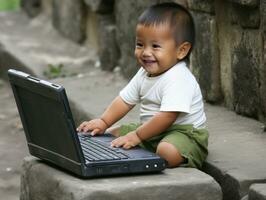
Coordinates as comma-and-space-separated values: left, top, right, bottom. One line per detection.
20, 157, 222, 200
1, 10, 266, 200
248, 184, 266, 200
0, 11, 97, 80
203, 105, 266, 200
0, 80, 29, 200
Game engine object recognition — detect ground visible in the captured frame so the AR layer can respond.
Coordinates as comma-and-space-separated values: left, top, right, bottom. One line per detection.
0, 79, 28, 200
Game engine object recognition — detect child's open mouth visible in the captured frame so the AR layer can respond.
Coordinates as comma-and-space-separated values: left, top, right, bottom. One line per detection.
142, 59, 157, 65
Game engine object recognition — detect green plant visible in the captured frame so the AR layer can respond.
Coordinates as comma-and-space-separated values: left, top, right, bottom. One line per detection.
43, 63, 66, 79
0, 0, 20, 11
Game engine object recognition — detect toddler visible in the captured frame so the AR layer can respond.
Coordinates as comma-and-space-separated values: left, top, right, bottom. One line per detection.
77, 2, 208, 169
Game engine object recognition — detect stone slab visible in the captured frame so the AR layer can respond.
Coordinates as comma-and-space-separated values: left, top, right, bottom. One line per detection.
203, 104, 266, 200
0, 11, 97, 80
231, 3, 260, 28
52, 0, 86, 43
249, 184, 266, 200
228, 0, 259, 7
20, 157, 222, 200
84, 0, 114, 13
188, 0, 215, 13
21, 0, 42, 18
232, 30, 262, 118
191, 12, 222, 103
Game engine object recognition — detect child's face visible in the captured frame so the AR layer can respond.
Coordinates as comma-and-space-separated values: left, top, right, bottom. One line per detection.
135, 24, 179, 77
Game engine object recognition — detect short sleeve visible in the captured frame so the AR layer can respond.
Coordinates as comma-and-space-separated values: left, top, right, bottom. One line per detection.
119, 69, 143, 105
160, 68, 196, 113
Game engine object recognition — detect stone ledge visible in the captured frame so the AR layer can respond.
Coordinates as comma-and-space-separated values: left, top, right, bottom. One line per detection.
20, 157, 222, 200
0, 11, 97, 80
248, 184, 266, 200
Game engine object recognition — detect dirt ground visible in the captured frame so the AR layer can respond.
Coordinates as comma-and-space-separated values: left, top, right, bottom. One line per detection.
0, 79, 28, 200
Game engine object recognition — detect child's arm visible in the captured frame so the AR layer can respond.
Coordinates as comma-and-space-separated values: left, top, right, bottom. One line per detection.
111, 111, 179, 149
77, 96, 134, 135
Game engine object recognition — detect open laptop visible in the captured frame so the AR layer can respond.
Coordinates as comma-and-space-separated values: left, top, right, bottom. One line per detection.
8, 69, 166, 178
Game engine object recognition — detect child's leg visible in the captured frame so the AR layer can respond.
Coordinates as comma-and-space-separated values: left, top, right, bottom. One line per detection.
108, 123, 140, 138
156, 124, 209, 169
156, 142, 185, 168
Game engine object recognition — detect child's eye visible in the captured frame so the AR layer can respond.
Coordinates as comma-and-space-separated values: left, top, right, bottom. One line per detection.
136, 42, 143, 48
152, 44, 161, 49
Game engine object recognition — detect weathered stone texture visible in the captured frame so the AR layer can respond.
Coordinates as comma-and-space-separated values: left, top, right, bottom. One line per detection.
260, 0, 266, 124
248, 184, 266, 200
191, 12, 221, 103
241, 195, 248, 200
232, 30, 262, 118
52, 0, 86, 43
231, 3, 260, 28
85, 0, 118, 71
20, 157, 222, 200
21, 0, 42, 18
228, 0, 259, 7
173, 0, 189, 8
84, 0, 114, 14
98, 14, 120, 71
188, 0, 215, 13
84, 9, 99, 52
41, 0, 53, 17
0, 43, 32, 80
214, 0, 235, 109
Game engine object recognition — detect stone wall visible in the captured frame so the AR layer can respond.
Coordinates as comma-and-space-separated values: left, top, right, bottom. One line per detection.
21, 0, 266, 124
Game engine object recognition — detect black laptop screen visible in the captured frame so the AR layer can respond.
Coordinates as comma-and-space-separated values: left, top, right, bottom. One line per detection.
14, 84, 81, 163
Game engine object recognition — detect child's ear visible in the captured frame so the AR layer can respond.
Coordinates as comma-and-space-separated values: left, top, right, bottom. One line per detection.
176, 42, 191, 60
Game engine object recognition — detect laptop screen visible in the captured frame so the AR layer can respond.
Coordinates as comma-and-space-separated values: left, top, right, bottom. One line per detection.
10, 74, 82, 164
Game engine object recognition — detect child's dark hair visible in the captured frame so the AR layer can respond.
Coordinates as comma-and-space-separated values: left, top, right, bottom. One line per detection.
138, 2, 195, 60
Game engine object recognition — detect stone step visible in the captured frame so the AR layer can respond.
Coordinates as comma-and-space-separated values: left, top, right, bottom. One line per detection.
241, 184, 266, 200
248, 184, 266, 200
20, 157, 222, 200
0, 11, 97, 80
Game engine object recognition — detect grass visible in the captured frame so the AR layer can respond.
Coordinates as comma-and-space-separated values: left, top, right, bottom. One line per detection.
0, 0, 20, 11
43, 63, 66, 79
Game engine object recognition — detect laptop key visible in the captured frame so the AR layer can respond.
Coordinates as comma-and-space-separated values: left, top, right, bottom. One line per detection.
79, 135, 129, 162
81, 143, 118, 161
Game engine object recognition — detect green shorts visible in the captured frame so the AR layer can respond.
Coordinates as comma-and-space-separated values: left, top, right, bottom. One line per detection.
119, 123, 209, 169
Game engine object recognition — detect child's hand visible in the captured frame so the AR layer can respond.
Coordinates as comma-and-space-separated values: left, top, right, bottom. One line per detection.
111, 131, 141, 149
77, 119, 108, 136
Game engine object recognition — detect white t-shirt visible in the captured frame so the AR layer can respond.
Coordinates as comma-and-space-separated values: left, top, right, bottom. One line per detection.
119, 62, 206, 128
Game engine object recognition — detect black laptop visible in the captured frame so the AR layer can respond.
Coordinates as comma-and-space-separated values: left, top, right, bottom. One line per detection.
8, 69, 166, 178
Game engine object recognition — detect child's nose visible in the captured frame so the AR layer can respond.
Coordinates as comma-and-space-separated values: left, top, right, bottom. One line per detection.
142, 48, 152, 57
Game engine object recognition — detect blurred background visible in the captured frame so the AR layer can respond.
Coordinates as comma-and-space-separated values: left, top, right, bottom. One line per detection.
0, 0, 265, 199
1, 0, 263, 124
0, 0, 20, 11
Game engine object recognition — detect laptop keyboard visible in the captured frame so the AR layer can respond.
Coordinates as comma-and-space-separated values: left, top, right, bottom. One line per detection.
79, 135, 130, 162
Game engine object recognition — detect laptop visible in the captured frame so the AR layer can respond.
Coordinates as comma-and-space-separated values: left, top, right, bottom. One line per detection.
8, 69, 166, 178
